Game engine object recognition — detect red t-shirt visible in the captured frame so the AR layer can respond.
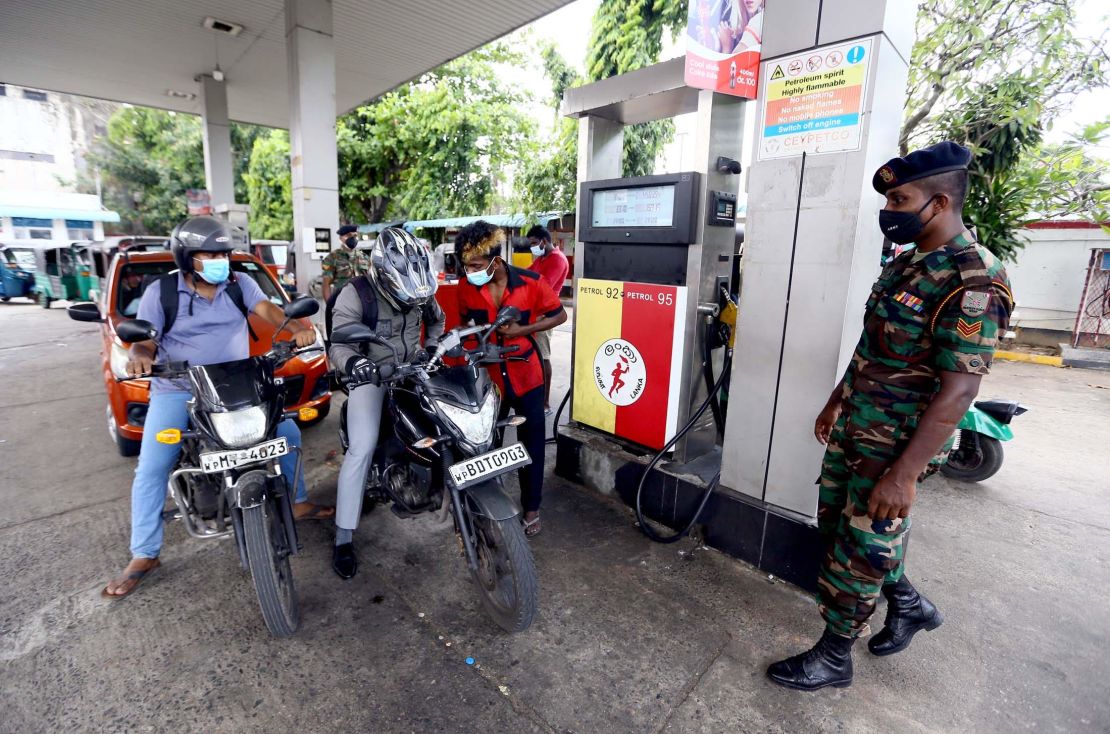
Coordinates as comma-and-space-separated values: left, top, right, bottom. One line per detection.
528, 248, 569, 295
456, 266, 564, 397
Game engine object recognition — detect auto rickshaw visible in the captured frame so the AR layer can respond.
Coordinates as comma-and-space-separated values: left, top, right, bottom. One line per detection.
0, 243, 37, 302
79, 236, 168, 303
30, 242, 98, 308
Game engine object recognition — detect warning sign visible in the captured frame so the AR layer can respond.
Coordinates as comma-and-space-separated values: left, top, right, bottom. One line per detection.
757, 38, 873, 161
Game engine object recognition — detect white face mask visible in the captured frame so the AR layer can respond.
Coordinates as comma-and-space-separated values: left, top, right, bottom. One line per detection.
530, 245, 546, 258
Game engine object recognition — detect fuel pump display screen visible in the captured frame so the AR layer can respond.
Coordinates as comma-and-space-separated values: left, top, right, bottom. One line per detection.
579, 172, 700, 245
591, 185, 676, 228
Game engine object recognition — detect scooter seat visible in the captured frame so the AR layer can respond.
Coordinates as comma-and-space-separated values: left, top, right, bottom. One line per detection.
973, 399, 1027, 425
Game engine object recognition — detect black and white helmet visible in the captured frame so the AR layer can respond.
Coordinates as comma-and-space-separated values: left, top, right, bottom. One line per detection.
369, 227, 437, 310
170, 216, 234, 273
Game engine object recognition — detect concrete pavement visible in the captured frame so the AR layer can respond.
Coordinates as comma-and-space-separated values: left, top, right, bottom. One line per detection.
2, 300, 1108, 733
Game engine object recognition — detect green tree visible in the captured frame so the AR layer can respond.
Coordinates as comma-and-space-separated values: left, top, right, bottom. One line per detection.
518, 42, 583, 216
337, 43, 535, 223
243, 130, 293, 240
89, 107, 266, 235
585, 0, 688, 176
903, 0, 1109, 259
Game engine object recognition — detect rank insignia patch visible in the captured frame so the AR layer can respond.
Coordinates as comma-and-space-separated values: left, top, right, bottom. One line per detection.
960, 290, 990, 317
956, 318, 982, 338
893, 291, 925, 313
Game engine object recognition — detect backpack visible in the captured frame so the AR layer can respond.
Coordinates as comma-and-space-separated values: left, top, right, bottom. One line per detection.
158, 272, 257, 341
325, 276, 379, 338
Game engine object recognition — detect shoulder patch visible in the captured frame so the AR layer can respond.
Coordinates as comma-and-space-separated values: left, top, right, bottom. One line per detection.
960, 290, 990, 317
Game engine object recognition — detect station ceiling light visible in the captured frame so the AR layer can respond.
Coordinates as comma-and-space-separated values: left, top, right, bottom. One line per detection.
202, 16, 244, 37
165, 89, 196, 101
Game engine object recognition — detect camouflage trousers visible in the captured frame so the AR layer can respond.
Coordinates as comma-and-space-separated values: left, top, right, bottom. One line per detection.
816, 384, 926, 638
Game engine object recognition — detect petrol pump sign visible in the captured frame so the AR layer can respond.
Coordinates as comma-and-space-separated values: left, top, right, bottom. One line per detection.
572, 278, 688, 450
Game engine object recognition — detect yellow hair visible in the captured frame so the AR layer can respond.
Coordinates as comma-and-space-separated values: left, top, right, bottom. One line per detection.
461, 228, 506, 261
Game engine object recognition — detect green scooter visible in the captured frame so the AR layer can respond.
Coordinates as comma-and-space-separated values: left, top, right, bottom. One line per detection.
940, 399, 1027, 483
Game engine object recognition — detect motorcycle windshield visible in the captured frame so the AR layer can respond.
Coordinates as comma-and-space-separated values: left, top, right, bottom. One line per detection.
425, 365, 486, 409
187, 357, 270, 411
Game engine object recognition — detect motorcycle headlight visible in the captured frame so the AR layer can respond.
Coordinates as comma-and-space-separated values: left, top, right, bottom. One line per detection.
209, 406, 268, 448
436, 391, 498, 447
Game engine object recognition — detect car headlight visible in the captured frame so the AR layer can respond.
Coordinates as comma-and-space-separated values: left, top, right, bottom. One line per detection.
209, 406, 268, 448
110, 341, 132, 380
436, 391, 498, 447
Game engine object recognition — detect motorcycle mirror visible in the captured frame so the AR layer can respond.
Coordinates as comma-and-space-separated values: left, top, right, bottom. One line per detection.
283, 295, 319, 319
116, 319, 158, 344
331, 322, 379, 344
67, 302, 103, 323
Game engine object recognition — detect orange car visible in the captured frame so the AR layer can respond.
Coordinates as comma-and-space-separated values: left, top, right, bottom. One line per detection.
76, 249, 331, 456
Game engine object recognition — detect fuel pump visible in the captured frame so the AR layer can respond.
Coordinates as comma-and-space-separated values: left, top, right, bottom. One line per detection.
553, 62, 746, 544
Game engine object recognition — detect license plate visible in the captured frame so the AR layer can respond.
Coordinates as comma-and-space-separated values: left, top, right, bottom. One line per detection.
200, 437, 288, 473
449, 443, 531, 489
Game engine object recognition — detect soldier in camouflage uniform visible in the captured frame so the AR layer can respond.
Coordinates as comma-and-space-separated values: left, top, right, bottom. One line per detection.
768, 142, 1013, 691
322, 225, 371, 301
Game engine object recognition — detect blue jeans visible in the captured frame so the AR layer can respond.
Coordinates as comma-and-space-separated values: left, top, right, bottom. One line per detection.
130, 390, 308, 559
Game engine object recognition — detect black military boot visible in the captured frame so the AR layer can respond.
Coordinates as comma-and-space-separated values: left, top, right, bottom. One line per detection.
868, 576, 943, 656
767, 630, 854, 690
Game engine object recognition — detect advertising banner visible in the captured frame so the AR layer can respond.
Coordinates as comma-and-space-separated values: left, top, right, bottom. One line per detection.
684, 0, 765, 99
757, 37, 873, 160
572, 279, 688, 450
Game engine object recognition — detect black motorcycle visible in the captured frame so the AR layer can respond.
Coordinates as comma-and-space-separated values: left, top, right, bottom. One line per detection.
331, 306, 539, 632
106, 297, 320, 637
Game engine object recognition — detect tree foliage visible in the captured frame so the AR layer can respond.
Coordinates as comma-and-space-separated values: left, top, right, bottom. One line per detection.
243, 130, 293, 240
337, 43, 535, 223
585, 0, 688, 177
88, 107, 262, 235
904, 0, 1110, 259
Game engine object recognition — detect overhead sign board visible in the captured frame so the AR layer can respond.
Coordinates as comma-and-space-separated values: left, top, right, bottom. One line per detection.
683, 0, 764, 99
757, 38, 873, 160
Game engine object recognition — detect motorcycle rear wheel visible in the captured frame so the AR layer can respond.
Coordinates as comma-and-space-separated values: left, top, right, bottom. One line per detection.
243, 496, 300, 637
468, 514, 537, 633
941, 431, 1004, 483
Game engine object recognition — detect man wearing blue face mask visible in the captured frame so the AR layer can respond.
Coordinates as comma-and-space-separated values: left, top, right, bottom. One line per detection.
526, 225, 569, 413
102, 216, 334, 599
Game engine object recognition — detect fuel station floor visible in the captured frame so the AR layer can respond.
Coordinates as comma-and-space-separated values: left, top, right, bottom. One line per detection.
2, 301, 1109, 732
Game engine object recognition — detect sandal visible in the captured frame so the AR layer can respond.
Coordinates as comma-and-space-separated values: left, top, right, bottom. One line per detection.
522, 515, 542, 537
101, 558, 161, 600
293, 502, 336, 521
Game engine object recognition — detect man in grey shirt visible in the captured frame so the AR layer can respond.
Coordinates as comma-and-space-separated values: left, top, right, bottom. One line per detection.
328, 228, 444, 578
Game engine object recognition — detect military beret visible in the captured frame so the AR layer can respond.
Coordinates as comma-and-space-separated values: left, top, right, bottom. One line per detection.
337, 224, 358, 236
873, 141, 972, 194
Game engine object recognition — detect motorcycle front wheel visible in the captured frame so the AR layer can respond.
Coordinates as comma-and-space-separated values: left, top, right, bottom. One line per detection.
468, 513, 538, 633
941, 431, 1004, 483
243, 496, 300, 637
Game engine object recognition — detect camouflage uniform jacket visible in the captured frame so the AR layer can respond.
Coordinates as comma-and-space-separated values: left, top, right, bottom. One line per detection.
321, 247, 371, 292
843, 231, 1014, 406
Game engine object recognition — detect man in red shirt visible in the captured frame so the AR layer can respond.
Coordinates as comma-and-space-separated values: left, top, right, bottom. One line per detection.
526, 225, 569, 412
456, 221, 567, 536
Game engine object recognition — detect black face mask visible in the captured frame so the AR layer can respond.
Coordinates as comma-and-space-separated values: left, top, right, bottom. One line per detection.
879, 195, 938, 245
343, 236, 357, 249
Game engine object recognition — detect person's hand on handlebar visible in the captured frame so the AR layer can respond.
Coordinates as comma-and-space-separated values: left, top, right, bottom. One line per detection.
126, 346, 155, 377
346, 357, 378, 386
292, 327, 316, 348
496, 321, 530, 339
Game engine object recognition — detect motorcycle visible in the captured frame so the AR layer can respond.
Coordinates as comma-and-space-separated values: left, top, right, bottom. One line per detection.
112, 296, 322, 637
940, 399, 1027, 483
330, 305, 539, 633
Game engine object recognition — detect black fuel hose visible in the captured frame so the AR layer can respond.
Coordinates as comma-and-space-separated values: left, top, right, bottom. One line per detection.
546, 387, 571, 445
635, 346, 732, 544
703, 319, 727, 435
